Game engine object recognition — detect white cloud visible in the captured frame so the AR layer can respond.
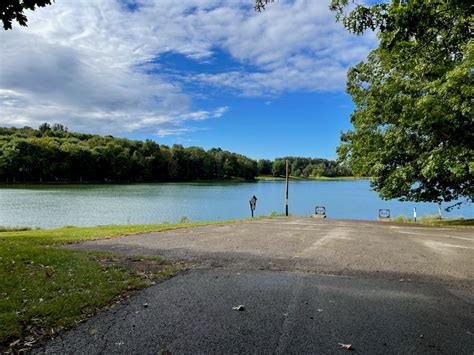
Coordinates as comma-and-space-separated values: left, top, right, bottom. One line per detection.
0, 0, 375, 136
124, 106, 229, 137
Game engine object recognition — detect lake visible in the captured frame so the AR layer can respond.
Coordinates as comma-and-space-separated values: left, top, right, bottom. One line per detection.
0, 180, 472, 228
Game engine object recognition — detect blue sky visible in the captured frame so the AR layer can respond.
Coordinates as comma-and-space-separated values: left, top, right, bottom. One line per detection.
0, 0, 376, 160
130, 91, 355, 160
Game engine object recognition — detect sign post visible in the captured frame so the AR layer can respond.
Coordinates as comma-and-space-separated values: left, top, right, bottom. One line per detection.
249, 195, 257, 218
378, 209, 391, 221
285, 160, 289, 216
314, 206, 326, 219
413, 207, 417, 223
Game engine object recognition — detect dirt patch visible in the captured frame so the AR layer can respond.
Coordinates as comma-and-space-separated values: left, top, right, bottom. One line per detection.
92, 255, 187, 285
4, 256, 185, 354
4, 253, 185, 354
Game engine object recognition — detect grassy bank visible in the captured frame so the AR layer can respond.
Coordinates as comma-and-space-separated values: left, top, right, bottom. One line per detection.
393, 215, 474, 228
0, 220, 240, 351
256, 175, 368, 181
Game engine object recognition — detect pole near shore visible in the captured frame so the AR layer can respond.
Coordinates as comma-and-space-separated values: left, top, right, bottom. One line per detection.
285, 160, 289, 216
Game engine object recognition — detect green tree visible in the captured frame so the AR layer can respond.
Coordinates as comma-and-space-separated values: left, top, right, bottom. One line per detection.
302, 164, 313, 178
1, 0, 53, 30
208, 148, 225, 178
223, 155, 238, 178
52, 123, 68, 132
38, 122, 51, 134
0, 140, 21, 182
334, 1, 473, 206
272, 160, 286, 177
257, 159, 273, 175
312, 163, 326, 178
187, 146, 211, 180
60, 142, 93, 182
257, 1, 473, 206
255, 0, 274, 12
171, 144, 191, 181
1, 126, 354, 183
236, 154, 258, 179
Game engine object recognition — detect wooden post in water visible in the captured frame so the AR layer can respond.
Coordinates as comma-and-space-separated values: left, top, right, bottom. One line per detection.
285, 159, 289, 216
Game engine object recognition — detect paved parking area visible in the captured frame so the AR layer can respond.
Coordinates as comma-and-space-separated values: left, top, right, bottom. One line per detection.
40, 218, 473, 354
71, 218, 474, 286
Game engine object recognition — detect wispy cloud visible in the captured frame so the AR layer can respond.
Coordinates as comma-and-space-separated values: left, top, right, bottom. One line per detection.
0, 0, 375, 136
124, 106, 229, 137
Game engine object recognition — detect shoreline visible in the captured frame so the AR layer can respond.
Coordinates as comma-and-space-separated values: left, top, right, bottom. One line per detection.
256, 175, 370, 181
0, 176, 368, 186
0, 178, 253, 186
2, 215, 472, 231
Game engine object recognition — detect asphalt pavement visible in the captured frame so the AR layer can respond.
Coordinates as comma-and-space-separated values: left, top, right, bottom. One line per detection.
36, 218, 474, 354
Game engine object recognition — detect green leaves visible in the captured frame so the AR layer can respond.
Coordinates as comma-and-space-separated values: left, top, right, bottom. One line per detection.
336, 1, 473, 205
0, 126, 261, 182
1, 0, 53, 30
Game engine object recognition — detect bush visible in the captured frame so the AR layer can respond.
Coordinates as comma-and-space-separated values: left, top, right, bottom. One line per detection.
393, 215, 412, 223
179, 216, 190, 223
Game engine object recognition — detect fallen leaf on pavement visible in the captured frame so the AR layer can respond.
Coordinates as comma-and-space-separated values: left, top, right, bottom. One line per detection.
338, 343, 353, 350
9, 339, 20, 347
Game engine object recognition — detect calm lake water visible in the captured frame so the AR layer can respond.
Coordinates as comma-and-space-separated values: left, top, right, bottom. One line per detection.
0, 180, 472, 228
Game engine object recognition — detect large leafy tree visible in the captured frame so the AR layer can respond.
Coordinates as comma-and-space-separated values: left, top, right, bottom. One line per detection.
336, 1, 473, 206
258, 0, 473, 206
1, 0, 53, 30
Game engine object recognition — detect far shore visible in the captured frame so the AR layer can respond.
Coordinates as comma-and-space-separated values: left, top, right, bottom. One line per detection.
256, 175, 370, 181
0, 176, 368, 186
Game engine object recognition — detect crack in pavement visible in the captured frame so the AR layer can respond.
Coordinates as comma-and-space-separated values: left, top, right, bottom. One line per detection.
274, 276, 305, 354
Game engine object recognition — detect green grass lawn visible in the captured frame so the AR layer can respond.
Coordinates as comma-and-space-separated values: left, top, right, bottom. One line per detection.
0, 220, 239, 351
256, 175, 286, 181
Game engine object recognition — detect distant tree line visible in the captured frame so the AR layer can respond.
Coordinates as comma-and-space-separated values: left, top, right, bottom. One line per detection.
257, 157, 352, 178
0, 124, 351, 183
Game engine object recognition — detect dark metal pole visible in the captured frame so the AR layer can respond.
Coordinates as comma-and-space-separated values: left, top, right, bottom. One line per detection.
285, 159, 289, 216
